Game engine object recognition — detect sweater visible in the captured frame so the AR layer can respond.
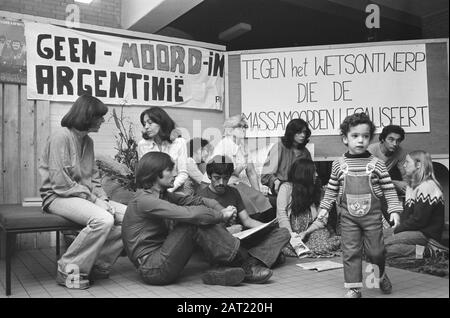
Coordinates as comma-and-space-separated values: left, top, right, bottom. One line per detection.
39, 127, 108, 210
394, 180, 445, 241
261, 140, 312, 190
319, 152, 403, 218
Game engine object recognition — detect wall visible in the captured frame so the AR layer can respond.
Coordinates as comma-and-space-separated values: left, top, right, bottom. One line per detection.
0, 0, 121, 28
0, 83, 53, 249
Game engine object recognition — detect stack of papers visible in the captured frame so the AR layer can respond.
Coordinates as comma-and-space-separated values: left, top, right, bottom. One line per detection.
232, 219, 277, 240
296, 260, 343, 272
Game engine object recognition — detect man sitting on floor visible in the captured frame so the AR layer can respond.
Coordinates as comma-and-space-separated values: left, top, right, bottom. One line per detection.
198, 155, 291, 274
121, 152, 273, 286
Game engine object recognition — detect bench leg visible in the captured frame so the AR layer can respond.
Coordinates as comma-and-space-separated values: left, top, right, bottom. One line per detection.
5, 232, 11, 296
56, 231, 61, 258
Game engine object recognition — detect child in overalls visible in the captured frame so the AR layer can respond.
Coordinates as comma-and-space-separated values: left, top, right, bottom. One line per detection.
318, 113, 402, 298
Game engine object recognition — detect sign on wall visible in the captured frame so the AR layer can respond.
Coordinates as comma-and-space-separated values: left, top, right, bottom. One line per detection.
241, 44, 430, 137
0, 18, 26, 84
25, 22, 225, 109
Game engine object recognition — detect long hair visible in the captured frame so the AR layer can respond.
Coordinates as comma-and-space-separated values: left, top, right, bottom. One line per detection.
407, 150, 442, 190
135, 152, 174, 189
61, 95, 108, 131
281, 118, 311, 149
139, 106, 176, 143
287, 158, 322, 216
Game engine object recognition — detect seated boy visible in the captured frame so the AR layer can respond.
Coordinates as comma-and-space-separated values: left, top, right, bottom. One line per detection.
198, 155, 291, 274
122, 152, 273, 286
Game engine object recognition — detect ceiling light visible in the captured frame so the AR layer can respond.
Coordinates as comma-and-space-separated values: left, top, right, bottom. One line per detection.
218, 23, 252, 41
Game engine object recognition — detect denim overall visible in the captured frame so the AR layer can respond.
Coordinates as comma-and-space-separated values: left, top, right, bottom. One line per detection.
338, 157, 386, 289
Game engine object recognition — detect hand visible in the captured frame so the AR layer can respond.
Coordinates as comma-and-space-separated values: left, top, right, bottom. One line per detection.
260, 185, 269, 196
226, 224, 243, 234
390, 213, 401, 229
273, 179, 281, 194
298, 231, 308, 241
221, 206, 237, 222
95, 198, 115, 215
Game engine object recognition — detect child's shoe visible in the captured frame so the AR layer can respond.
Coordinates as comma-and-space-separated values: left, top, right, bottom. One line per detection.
379, 273, 392, 294
344, 288, 362, 298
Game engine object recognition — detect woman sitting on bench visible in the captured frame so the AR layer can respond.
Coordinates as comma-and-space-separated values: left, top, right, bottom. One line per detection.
39, 95, 127, 289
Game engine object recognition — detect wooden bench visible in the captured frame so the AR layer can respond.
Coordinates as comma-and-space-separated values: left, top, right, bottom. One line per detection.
0, 204, 80, 296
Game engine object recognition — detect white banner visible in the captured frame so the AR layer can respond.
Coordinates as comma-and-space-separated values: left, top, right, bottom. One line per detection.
241, 44, 430, 137
25, 22, 225, 109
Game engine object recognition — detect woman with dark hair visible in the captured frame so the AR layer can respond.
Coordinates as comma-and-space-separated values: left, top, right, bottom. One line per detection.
137, 106, 188, 193
39, 95, 127, 289
277, 158, 340, 257
261, 118, 313, 196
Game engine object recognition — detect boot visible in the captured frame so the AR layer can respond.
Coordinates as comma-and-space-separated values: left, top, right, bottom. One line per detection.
201, 267, 245, 286
241, 257, 273, 284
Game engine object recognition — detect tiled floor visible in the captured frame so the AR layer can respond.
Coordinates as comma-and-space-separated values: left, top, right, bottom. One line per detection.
0, 248, 448, 298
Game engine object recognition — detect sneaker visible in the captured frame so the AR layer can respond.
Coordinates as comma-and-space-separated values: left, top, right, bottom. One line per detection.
242, 257, 273, 284
56, 269, 90, 289
379, 273, 392, 294
201, 267, 245, 286
344, 288, 362, 298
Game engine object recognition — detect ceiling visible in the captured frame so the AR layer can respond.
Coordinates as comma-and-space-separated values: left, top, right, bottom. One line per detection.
128, 0, 449, 51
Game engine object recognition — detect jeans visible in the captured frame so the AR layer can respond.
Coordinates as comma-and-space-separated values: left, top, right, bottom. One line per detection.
384, 230, 428, 261
47, 197, 127, 275
242, 227, 290, 268
340, 208, 385, 289
138, 223, 240, 285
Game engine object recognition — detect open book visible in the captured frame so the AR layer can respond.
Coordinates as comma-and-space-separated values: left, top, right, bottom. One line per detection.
232, 219, 278, 240
296, 260, 343, 272
290, 235, 311, 257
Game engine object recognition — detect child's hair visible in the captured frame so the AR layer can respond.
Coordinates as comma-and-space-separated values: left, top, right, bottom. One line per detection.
206, 155, 234, 177
135, 152, 174, 189
281, 118, 311, 149
287, 158, 322, 216
407, 150, 442, 190
340, 112, 376, 140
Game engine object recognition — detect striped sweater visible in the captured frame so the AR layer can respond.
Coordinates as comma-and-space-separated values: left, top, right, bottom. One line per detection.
319, 152, 403, 217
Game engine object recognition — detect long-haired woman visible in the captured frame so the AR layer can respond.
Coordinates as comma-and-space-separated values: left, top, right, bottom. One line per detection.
385, 150, 447, 260
277, 158, 340, 256
137, 106, 188, 193
39, 95, 127, 289
261, 118, 312, 196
